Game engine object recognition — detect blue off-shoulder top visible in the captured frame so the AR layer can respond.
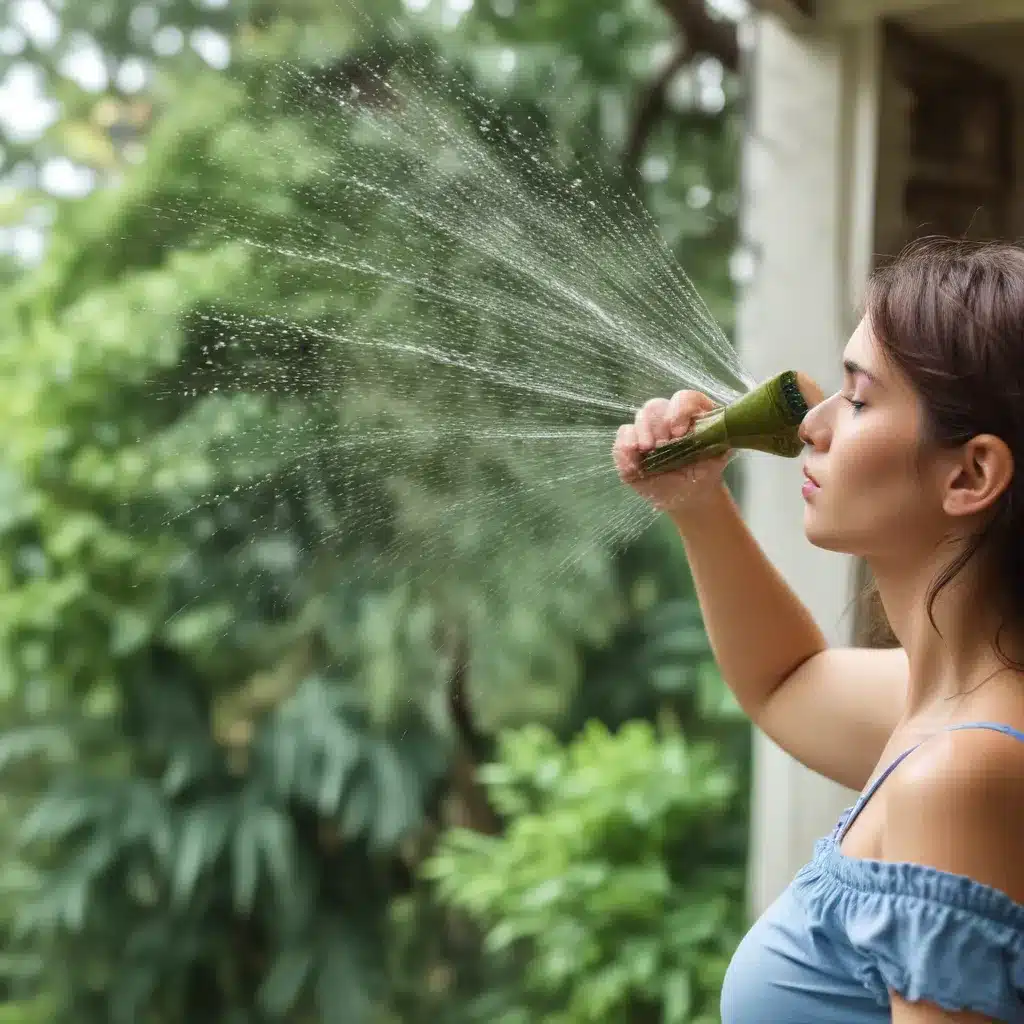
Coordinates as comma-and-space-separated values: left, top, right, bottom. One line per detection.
720, 723, 1024, 1023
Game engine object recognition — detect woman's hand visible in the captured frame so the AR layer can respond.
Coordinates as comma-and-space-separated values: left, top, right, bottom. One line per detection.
613, 390, 730, 516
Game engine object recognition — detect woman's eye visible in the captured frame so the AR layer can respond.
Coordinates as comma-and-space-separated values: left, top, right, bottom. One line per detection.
843, 395, 865, 412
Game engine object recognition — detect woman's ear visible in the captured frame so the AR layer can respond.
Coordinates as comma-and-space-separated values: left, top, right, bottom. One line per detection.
942, 434, 1014, 519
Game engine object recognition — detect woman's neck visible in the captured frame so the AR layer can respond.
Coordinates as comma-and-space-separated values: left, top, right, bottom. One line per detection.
869, 552, 1024, 718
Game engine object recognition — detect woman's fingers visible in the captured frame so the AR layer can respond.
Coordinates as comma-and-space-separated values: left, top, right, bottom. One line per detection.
613, 423, 641, 480
635, 397, 671, 450
668, 390, 715, 439
618, 391, 722, 492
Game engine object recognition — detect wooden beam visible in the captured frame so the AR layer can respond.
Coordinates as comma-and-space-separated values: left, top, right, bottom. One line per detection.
755, 0, 816, 22
820, 0, 981, 25
901, 0, 1024, 30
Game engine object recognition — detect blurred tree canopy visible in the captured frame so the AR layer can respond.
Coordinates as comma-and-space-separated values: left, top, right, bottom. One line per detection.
0, 1, 749, 1021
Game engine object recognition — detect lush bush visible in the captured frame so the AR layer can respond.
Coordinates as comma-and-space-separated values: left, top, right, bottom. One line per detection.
428, 719, 746, 1024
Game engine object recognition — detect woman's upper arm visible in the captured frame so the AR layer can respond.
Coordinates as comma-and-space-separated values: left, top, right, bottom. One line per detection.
752, 646, 907, 791
890, 995, 997, 1023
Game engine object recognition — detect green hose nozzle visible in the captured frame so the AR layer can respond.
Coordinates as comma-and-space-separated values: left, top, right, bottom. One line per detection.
640, 370, 823, 475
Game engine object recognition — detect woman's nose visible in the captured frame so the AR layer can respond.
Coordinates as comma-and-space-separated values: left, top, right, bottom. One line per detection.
798, 392, 836, 450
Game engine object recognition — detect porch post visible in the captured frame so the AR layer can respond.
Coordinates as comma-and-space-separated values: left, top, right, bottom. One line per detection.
734, 13, 882, 918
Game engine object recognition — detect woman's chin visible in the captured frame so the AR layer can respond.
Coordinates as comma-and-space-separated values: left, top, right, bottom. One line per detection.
802, 509, 846, 552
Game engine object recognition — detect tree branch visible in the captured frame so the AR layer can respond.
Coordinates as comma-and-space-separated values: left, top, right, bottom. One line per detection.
658, 0, 741, 72
624, 46, 690, 182
625, 0, 741, 177
445, 626, 501, 835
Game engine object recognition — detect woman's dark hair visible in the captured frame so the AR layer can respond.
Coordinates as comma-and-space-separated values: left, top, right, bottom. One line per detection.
864, 237, 1024, 667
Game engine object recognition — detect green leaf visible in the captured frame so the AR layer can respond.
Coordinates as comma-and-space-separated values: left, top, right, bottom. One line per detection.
315, 927, 373, 1024
110, 609, 153, 656
259, 946, 314, 1017
257, 807, 297, 904
172, 800, 233, 907
162, 603, 234, 651
663, 970, 692, 1024
368, 744, 419, 850
0, 725, 75, 772
232, 808, 261, 915
232, 803, 296, 916
19, 792, 94, 845
340, 775, 374, 840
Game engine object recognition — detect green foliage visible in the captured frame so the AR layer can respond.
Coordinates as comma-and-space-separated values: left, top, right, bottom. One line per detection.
427, 720, 746, 1024
0, 1, 747, 1021
566, 516, 748, 735
0, 0, 239, 177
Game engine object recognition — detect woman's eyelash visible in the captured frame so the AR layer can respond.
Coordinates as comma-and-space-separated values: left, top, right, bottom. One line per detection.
843, 395, 865, 411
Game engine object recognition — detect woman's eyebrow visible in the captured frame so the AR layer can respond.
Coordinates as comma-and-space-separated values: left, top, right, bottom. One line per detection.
843, 358, 881, 385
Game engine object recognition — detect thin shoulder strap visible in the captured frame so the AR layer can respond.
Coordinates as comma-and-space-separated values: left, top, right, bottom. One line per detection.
838, 721, 1024, 841
948, 721, 1024, 744
838, 744, 923, 841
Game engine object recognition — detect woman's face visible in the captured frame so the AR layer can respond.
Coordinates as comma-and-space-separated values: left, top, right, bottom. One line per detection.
799, 317, 948, 561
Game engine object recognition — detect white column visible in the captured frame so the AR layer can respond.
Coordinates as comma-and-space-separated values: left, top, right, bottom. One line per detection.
734, 14, 882, 919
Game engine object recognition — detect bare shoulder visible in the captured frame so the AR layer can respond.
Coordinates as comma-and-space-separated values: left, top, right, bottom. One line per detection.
883, 726, 1024, 903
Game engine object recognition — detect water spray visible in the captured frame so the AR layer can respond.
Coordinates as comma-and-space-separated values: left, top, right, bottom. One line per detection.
641, 370, 823, 475
175, 59, 795, 585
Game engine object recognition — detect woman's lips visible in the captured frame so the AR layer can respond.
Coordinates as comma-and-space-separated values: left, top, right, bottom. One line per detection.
802, 468, 820, 500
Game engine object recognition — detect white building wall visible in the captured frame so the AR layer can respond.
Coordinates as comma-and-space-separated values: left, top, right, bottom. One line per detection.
735, 14, 882, 919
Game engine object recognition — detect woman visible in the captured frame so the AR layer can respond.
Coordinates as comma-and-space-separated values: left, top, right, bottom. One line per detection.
614, 238, 1024, 1024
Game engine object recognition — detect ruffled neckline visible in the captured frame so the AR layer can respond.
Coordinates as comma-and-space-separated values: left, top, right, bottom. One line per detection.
792, 806, 1024, 932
